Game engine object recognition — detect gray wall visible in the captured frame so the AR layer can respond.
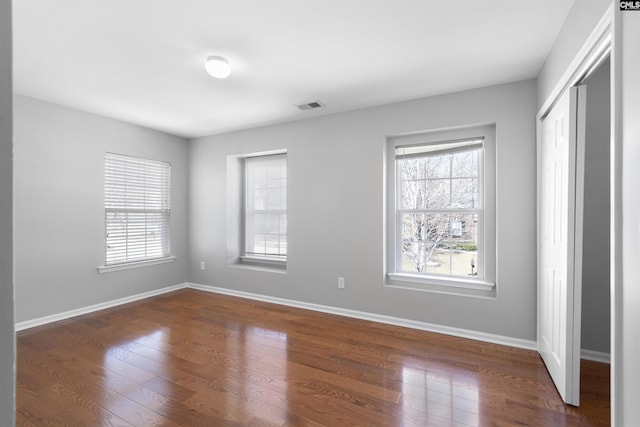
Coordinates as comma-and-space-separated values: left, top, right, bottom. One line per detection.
616, 9, 640, 425
581, 57, 610, 354
537, 0, 611, 110
0, 0, 14, 423
13, 95, 189, 323
189, 79, 538, 341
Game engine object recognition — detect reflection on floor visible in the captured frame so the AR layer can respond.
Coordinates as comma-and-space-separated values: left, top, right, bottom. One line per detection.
16, 288, 610, 426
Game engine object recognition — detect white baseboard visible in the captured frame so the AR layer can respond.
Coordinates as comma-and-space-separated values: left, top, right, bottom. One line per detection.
15, 283, 188, 331
185, 282, 538, 351
16, 280, 610, 365
581, 349, 611, 364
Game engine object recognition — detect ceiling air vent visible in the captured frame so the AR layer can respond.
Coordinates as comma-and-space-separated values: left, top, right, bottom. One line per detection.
297, 101, 324, 111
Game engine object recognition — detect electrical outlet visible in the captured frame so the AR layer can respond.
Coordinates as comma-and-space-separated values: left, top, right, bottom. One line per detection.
338, 277, 345, 289
200, 261, 206, 270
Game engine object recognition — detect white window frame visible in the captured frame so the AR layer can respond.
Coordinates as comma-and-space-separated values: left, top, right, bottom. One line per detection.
98, 153, 174, 273
386, 125, 496, 294
240, 152, 288, 268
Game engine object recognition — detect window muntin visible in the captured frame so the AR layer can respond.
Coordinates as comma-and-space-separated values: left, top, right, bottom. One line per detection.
396, 139, 483, 279
244, 154, 287, 260
104, 153, 171, 266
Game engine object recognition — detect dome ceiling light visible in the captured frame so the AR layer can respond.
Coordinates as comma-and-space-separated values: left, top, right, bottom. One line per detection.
205, 56, 231, 79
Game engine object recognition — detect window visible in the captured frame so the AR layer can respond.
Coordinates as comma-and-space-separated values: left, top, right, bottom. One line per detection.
387, 126, 495, 292
397, 138, 482, 278
242, 153, 287, 265
102, 153, 172, 270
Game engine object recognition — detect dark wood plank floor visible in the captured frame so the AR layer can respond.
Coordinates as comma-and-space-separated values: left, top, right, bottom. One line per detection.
16, 289, 610, 426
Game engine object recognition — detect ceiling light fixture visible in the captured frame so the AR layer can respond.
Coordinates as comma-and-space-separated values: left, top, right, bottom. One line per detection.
205, 56, 231, 79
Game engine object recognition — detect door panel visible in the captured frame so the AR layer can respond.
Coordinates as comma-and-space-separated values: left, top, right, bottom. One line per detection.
538, 86, 586, 406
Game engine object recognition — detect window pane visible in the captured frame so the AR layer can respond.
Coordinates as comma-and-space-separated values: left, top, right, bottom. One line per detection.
424, 155, 450, 178
252, 188, 267, 210
265, 235, 280, 255
400, 158, 427, 180
252, 234, 266, 254
253, 166, 267, 188
450, 213, 479, 278
252, 213, 266, 234
452, 149, 479, 177
451, 178, 479, 209
425, 248, 451, 276
399, 155, 451, 180
401, 213, 449, 273
267, 188, 283, 210
266, 214, 280, 234
426, 179, 450, 209
401, 177, 452, 210
401, 180, 426, 210
402, 242, 429, 272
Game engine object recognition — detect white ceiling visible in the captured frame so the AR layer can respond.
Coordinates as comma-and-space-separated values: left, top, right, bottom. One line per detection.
13, 0, 575, 139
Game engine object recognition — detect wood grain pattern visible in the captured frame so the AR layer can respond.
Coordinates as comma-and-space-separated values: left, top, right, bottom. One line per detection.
16, 289, 610, 426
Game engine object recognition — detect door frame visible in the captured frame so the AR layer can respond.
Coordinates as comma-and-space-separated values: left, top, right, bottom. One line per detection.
536, 2, 613, 407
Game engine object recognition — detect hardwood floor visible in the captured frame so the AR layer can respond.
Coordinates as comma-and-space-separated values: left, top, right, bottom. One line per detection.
16, 289, 609, 426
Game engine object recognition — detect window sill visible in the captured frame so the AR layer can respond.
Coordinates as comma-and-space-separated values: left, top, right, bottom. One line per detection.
229, 256, 287, 273
240, 255, 286, 268
386, 272, 495, 298
98, 256, 176, 273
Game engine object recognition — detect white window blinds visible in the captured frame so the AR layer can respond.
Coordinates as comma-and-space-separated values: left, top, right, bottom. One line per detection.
395, 137, 484, 158
104, 153, 171, 265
